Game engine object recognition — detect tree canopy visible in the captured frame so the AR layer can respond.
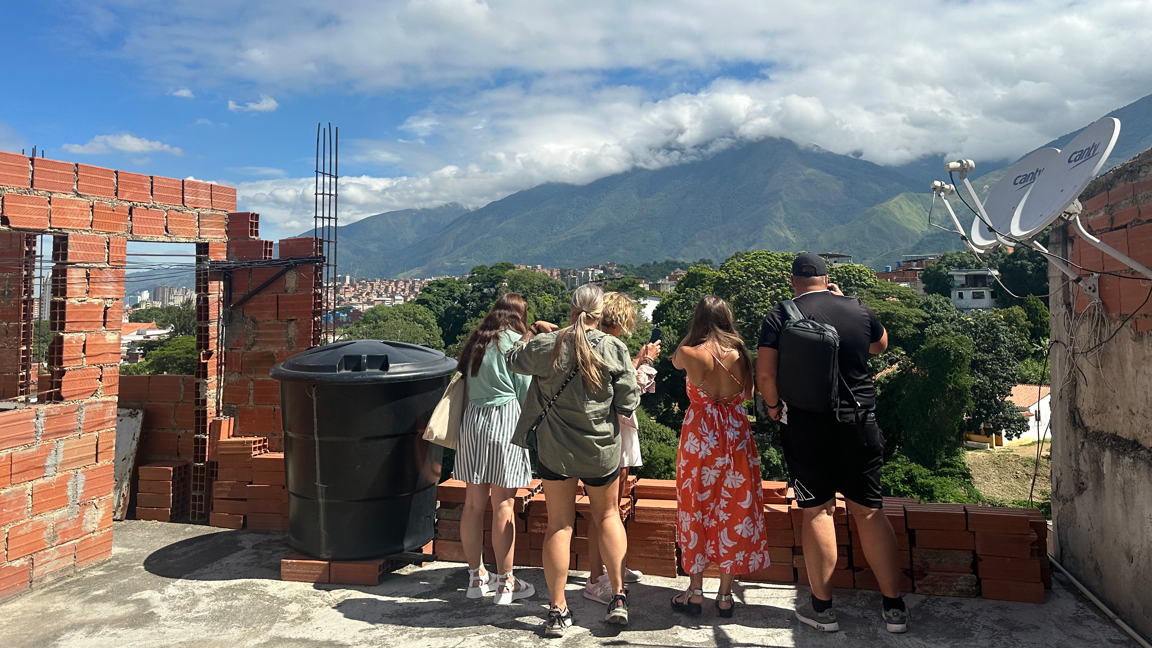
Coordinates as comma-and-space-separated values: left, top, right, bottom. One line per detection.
128, 301, 196, 336
342, 302, 444, 349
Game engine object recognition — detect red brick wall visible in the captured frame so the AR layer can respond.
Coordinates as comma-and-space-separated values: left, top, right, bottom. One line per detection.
0, 150, 237, 600
117, 375, 199, 464
1068, 176, 1152, 329
221, 235, 322, 451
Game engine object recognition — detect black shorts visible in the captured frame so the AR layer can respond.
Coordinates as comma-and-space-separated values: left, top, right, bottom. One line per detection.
537, 461, 621, 488
780, 407, 885, 510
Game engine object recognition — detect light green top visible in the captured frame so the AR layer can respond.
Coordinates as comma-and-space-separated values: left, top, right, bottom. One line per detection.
506, 328, 640, 478
466, 329, 531, 407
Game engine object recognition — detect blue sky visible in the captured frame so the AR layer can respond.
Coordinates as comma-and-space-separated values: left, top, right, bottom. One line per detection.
3, 1, 1152, 243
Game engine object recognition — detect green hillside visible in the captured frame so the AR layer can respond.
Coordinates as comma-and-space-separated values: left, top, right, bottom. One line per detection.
385, 138, 920, 277
811, 193, 935, 266
305, 203, 470, 277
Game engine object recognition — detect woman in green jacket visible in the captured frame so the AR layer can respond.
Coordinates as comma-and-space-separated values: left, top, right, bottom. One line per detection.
506, 284, 641, 636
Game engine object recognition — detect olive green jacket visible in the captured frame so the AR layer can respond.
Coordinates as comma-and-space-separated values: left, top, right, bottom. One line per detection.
506, 329, 640, 479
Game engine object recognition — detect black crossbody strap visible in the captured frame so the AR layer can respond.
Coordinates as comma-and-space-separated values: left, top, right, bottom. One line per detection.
528, 336, 603, 434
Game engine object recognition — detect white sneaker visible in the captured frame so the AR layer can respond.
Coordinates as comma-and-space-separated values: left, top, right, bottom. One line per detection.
624, 567, 644, 584
493, 573, 535, 605
466, 566, 496, 599
583, 573, 613, 604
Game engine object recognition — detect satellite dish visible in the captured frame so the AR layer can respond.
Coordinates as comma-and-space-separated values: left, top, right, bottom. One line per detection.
970, 147, 1061, 249
1010, 117, 1120, 239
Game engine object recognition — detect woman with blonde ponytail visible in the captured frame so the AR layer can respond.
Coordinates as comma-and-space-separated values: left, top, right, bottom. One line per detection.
506, 284, 641, 636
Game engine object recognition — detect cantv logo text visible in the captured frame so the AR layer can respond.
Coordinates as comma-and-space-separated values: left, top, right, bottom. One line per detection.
1068, 142, 1101, 165
1013, 168, 1044, 186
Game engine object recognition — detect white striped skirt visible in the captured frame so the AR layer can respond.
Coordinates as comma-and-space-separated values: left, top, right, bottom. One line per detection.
454, 399, 533, 489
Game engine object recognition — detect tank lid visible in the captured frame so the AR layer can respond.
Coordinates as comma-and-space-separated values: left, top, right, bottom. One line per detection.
270, 339, 457, 383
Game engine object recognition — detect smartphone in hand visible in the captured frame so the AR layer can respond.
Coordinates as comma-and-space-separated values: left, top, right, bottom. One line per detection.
650, 327, 662, 343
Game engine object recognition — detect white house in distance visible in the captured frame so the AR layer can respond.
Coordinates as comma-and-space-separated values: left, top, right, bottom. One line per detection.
949, 268, 1000, 312
1007, 384, 1052, 445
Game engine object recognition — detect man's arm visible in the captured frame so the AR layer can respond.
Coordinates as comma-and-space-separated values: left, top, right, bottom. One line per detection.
868, 328, 888, 355
756, 347, 783, 420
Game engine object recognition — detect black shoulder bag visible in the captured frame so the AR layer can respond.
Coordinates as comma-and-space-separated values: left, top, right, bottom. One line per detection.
776, 299, 859, 419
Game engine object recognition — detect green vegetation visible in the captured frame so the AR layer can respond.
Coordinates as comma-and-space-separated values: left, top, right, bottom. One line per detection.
411, 262, 571, 355
881, 454, 984, 504
634, 406, 678, 480
129, 301, 196, 336
32, 320, 51, 364
121, 335, 198, 375
342, 302, 445, 349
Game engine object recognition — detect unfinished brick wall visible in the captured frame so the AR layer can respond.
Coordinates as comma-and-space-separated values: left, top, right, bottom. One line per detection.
220, 231, 322, 452
1051, 146, 1152, 637
0, 150, 235, 601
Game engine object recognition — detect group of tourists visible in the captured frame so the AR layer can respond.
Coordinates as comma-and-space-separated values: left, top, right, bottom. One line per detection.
449, 253, 909, 637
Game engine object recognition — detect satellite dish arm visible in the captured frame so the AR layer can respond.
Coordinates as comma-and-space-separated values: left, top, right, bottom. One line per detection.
938, 193, 986, 255
958, 173, 996, 231
1071, 214, 1152, 281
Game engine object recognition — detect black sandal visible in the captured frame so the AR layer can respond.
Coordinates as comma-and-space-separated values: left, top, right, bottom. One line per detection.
716, 593, 735, 618
671, 588, 703, 615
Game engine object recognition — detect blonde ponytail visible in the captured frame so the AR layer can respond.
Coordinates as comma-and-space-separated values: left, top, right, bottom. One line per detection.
553, 284, 609, 389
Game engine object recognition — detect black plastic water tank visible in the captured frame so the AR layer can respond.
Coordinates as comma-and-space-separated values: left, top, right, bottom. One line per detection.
270, 340, 456, 560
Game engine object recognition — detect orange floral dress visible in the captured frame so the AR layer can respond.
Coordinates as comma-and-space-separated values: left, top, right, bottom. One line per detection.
676, 350, 771, 575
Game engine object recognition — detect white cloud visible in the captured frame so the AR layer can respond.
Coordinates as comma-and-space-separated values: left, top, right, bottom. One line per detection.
170, 87, 194, 98
63, 133, 183, 156
229, 166, 287, 178
101, 1, 1152, 235
227, 94, 279, 113
0, 121, 24, 153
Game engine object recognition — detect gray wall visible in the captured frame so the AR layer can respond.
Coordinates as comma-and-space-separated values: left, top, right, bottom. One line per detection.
1049, 150, 1152, 639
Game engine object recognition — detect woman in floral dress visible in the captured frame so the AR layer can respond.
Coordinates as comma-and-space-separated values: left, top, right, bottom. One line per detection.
670, 296, 771, 618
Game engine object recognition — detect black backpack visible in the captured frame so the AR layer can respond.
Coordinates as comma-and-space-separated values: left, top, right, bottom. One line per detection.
776, 299, 853, 414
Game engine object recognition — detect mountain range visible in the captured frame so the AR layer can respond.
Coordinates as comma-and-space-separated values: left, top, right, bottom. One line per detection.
320, 92, 1152, 277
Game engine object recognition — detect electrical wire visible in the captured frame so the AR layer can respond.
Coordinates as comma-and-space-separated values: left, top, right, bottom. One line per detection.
1028, 339, 1056, 508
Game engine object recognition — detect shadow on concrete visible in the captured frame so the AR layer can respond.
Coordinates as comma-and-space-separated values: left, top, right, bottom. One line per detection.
142, 529, 290, 581
331, 567, 797, 639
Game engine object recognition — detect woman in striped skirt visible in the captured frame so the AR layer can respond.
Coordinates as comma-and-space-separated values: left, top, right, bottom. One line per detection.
456, 294, 551, 605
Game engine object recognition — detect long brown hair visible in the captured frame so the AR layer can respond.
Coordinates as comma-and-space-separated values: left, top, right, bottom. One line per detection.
458, 294, 529, 377
677, 295, 753, 383
552, 283, 609, 389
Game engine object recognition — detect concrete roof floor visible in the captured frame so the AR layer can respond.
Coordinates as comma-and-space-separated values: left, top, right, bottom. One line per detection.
0, 520, 1139, 648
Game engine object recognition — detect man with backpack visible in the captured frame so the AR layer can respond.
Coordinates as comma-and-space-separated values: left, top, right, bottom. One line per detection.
756, 253, 908, 634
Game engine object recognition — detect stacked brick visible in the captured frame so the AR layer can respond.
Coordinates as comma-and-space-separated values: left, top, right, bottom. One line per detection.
970, 505, 1049, 603
134, 461, 190, 522
907, 503, 979, 597
428, 478, 1051, 603
247, 452, 289, 532
208, 437, 268, 530
435, 478, 539, 566
1069, 175, 1152, 329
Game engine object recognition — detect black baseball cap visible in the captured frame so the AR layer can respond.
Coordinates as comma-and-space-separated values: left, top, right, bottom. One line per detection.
792, 253, 827, 277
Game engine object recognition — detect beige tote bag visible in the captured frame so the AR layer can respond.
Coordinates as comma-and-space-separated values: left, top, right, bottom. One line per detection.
423, 372, 467, 450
